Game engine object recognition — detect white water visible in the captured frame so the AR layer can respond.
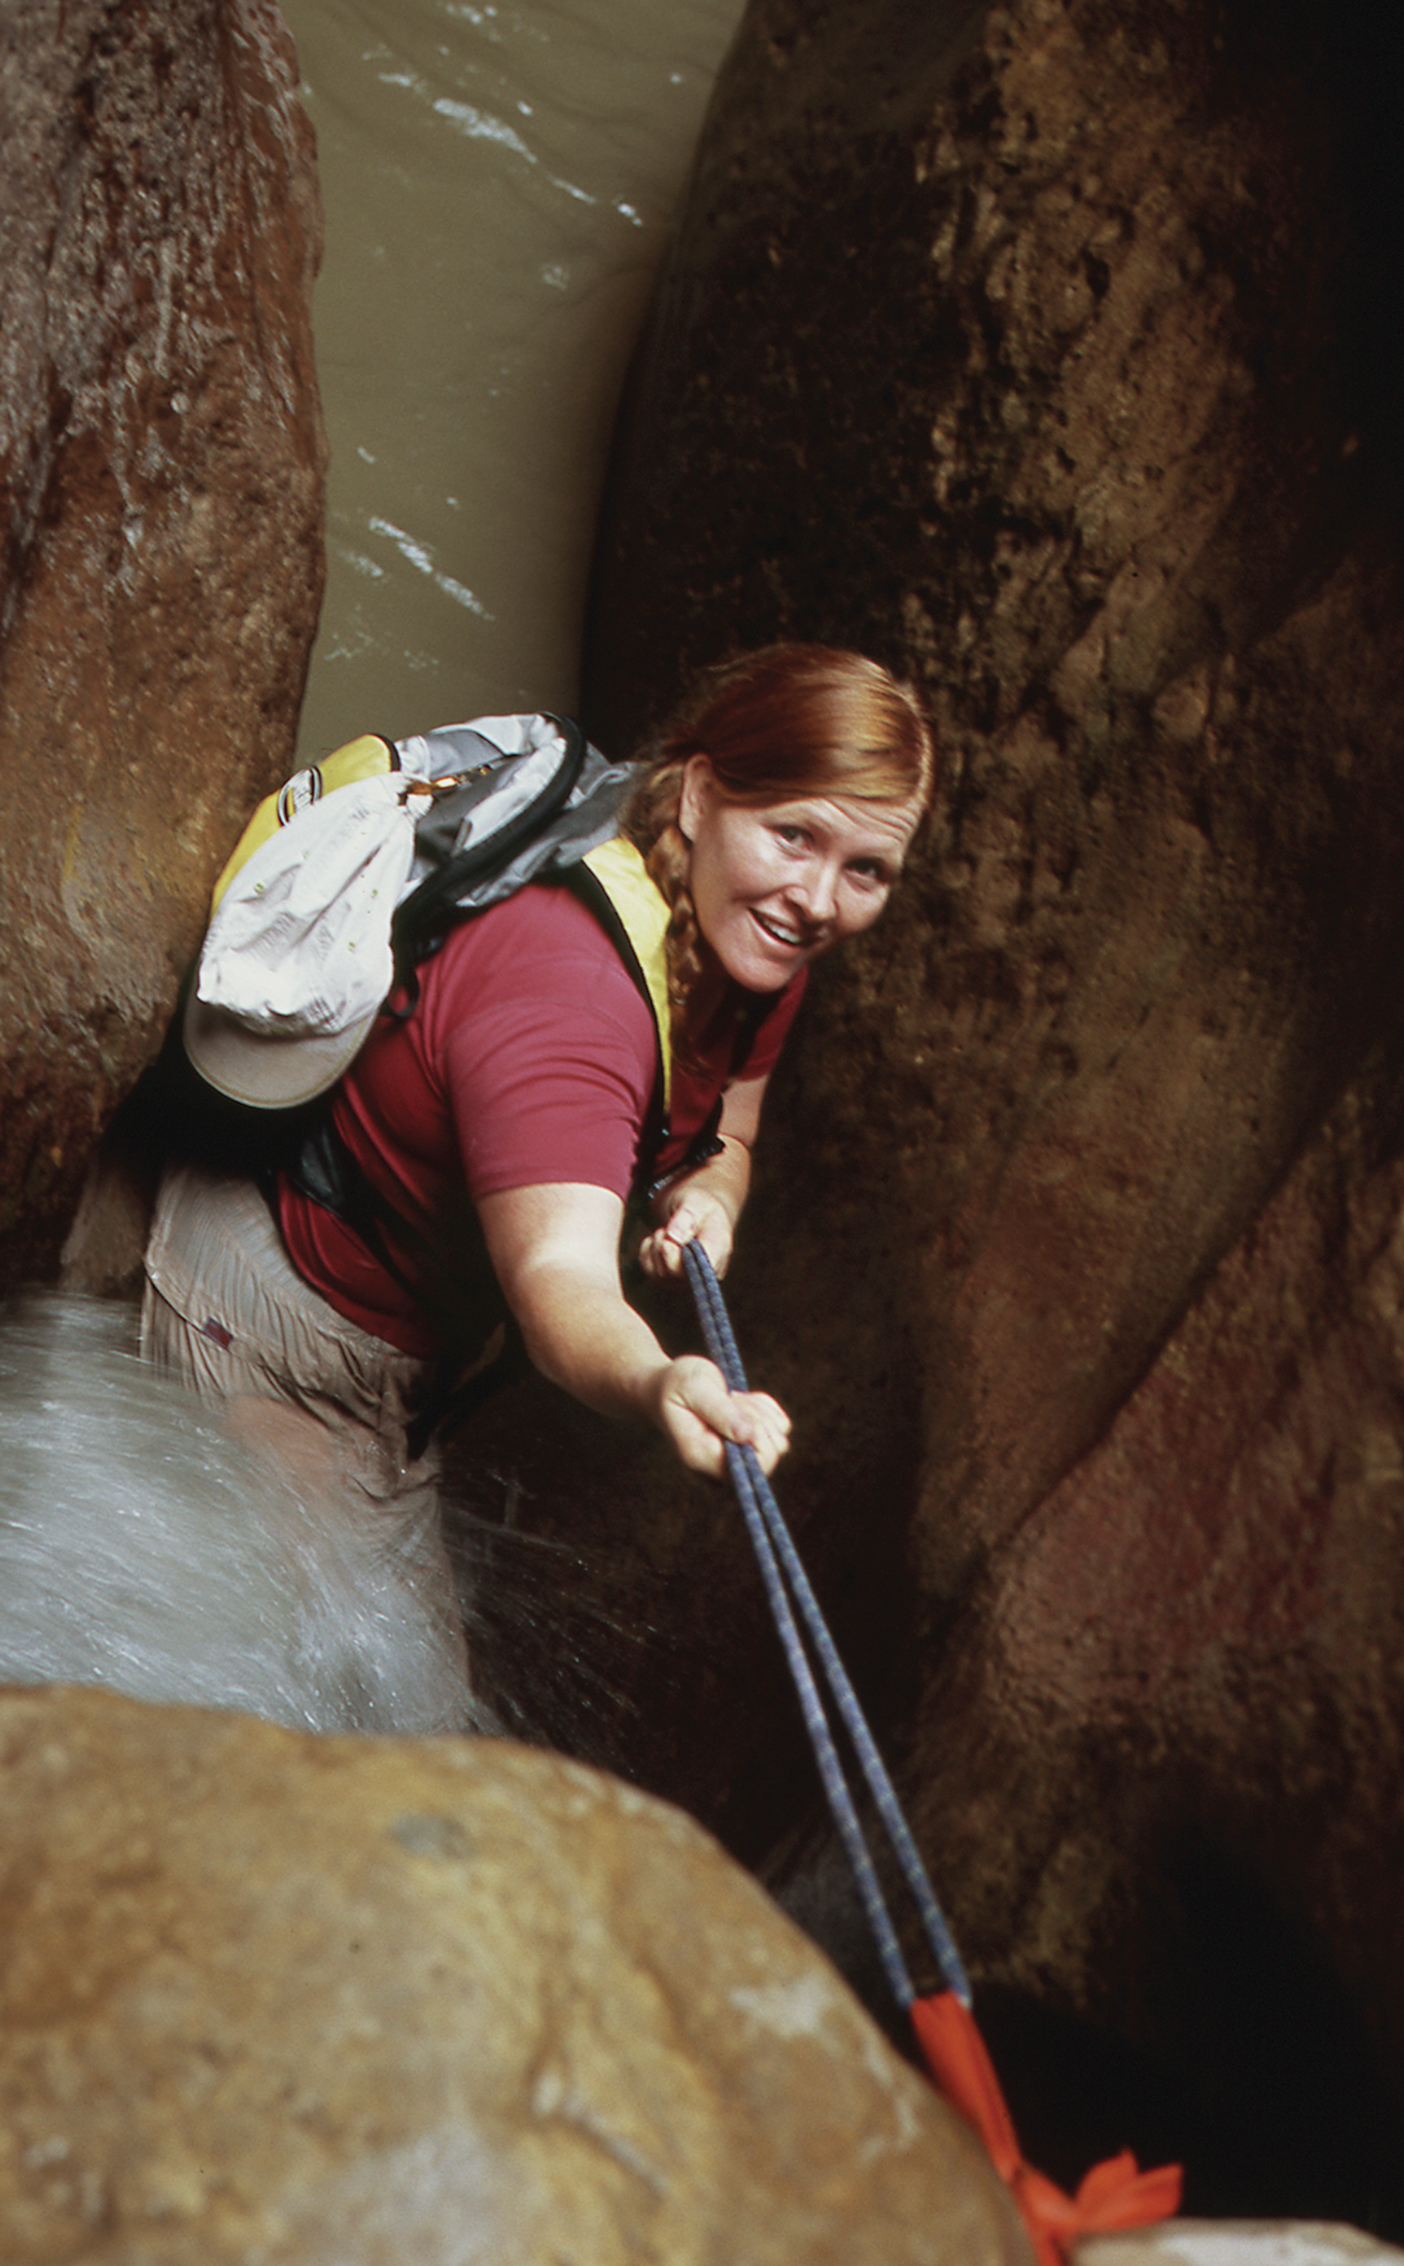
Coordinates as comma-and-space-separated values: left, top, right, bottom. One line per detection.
0, 1296, 478, 1734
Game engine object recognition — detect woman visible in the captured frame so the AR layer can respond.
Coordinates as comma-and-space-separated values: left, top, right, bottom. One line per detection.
142, 644, 933, 1537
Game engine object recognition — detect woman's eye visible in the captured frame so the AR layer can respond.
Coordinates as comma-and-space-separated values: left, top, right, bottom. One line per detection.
848, 860, 887, 885
772, 824, 808, 847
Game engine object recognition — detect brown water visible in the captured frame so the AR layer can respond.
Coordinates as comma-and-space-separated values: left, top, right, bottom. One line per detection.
280, 0, 743, 760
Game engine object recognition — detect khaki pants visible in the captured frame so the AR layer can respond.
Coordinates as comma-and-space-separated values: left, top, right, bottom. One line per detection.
142, 1162, 471, 1724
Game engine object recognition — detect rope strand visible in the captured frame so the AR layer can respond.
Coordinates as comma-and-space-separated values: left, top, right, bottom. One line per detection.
682, 1240, 970, 2009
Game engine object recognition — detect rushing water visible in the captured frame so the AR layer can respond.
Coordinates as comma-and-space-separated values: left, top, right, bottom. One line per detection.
283, 0, 744, 758
0, 1286, 669, 1744
0, 1297, 479, 1733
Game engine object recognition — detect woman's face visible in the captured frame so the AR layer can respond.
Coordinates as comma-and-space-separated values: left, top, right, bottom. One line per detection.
679, 755, 922, 993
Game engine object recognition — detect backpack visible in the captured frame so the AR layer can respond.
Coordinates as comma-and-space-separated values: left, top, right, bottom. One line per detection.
183, 711, 639, 1112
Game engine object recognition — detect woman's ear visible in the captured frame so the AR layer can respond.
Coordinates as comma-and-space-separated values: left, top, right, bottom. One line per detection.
677, 753, 715, 845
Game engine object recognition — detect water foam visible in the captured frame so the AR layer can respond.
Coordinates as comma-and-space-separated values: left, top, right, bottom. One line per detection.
0, 1293, 480, 1736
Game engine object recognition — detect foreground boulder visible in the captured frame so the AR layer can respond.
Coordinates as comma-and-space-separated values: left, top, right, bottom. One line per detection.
0, 1683, 1030, 2263
0, 0, 325, 1285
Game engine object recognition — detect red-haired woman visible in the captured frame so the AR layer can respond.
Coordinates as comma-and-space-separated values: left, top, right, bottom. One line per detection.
142, 646, 933, 1559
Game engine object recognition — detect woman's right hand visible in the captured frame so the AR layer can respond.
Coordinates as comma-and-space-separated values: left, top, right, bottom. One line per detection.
478, 1182, 791, 1479
652, 1353, 791, 1479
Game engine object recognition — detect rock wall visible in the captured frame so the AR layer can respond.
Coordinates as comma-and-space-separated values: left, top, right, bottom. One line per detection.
555, 0, 1404, 2223
0, 0, 325, 1285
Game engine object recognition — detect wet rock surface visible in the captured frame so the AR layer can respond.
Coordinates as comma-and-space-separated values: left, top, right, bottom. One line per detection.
0, 1683, 1030, 2264
566, 0, 1404, 2225
0, 0, 325, 1284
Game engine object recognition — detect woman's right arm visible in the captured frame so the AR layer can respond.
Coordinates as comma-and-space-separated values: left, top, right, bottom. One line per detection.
476, 1179, 790, 1477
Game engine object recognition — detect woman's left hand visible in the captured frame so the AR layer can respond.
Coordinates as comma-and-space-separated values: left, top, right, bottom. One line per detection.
638, 1082, 767, 1283
637, 1191, 736, 1281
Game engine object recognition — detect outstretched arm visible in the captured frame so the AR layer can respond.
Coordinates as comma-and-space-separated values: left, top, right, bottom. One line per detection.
476, 1177, 790, 1477
637, 1069, 769, 1282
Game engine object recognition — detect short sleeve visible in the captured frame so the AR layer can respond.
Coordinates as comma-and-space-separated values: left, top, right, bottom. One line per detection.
424, 886, 659, 1204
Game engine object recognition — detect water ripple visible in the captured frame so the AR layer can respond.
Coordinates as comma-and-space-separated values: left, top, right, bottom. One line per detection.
368, 515, 494, 619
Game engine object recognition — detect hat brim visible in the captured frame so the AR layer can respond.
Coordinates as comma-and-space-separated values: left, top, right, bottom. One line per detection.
182, 989, 377, 1110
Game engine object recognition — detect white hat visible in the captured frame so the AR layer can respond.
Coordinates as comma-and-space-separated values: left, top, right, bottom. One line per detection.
183, 772, 417, 1109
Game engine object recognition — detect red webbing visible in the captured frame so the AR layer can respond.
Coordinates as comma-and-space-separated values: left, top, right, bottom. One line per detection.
911, 1991, 1183, 2266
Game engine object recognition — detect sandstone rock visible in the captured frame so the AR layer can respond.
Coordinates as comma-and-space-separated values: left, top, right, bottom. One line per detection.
584, 0, 1404, 1587
564, 0, 1404, 2220
0, 0, 325, 1285
1080, 2227, 1404, 2266
881, 1071, 1404, 2216
0, 1683, 1031, 2265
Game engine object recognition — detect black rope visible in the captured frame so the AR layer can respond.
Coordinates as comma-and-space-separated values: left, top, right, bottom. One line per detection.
681, 1240, 971, 2011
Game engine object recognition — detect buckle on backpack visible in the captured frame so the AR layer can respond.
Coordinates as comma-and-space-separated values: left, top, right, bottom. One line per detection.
401, 772, 473, 807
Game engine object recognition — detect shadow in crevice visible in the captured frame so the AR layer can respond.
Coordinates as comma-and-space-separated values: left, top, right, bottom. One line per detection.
1136, 1826, 1404, 2234
1004, 1820, 1404, 2236
768, 1806, 1404, 2239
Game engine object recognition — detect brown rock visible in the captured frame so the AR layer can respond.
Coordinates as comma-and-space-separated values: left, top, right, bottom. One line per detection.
563, 0, 1404, 2217
1080, 2229, 1404, 2266
887, 1068, 1404, 2207
0, 0, 325, 1285
0, 1683, 1030, 2264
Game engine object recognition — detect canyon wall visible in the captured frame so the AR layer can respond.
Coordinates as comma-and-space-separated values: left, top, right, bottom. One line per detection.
557, 0, 1404, 2220
0, 0, 325, 1284
5, 0, 1403, 2222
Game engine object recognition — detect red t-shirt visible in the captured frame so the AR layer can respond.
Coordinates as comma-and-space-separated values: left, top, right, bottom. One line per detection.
278, 876, 804, 1355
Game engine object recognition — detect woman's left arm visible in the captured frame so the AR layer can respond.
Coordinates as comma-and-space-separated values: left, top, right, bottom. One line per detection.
637, 1070, 769, 1281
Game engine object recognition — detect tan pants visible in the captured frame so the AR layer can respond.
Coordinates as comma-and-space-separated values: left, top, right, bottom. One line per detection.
141, 1161, 471, 1724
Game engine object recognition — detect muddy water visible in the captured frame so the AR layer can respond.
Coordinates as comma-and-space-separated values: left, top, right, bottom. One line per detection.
282, 0, 744, 759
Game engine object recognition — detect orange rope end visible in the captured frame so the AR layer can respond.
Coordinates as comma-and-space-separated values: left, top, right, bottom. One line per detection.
911, 1992, 1183, 2266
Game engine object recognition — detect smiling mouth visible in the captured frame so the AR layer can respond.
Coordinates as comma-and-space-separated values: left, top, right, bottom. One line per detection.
751, 908, 812, 951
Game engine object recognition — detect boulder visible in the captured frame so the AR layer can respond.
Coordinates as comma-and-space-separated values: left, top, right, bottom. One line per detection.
0, 0, 325, 1286
1083, 2227, 1404, 2266
0, 1683, 1030, 2264
560, 0, 1404, 2221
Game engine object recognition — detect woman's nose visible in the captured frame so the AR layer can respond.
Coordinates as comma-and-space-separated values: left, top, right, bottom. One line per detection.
790, 860, 839, 924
